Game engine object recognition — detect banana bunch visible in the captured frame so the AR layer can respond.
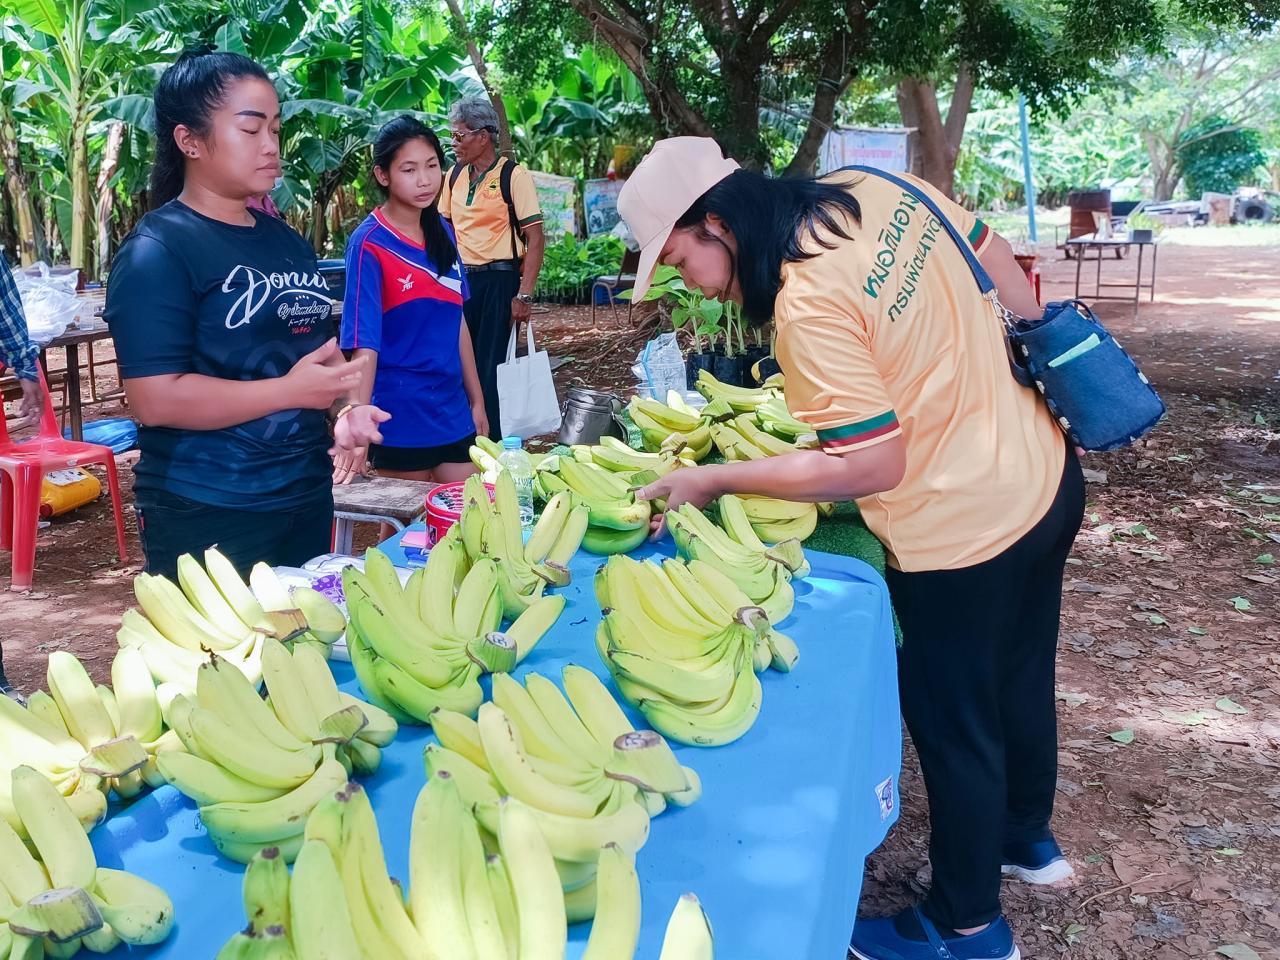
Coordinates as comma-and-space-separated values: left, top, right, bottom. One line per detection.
731, 494, 819, 544
156, 643, 393, 864
0, 650, 180, 834
594, 554, 801, 746
1, 765, 174, 957
459, 472, 589, 602
708, 414, 818, 462
664, 504, 800, 618
119, 548, 348, 694
692, 368, 775, 414
533, 455, 653, 556
215, 780, 429, 960
469, 435, 548, 483
342, 545, 564, 725
569, 436, 694, 487
626, 393, 719, 462
426, 667, 698, 918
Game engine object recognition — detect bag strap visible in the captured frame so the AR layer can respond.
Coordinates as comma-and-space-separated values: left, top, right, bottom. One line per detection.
499, 159, 524, 261
505, 318, 538, 363
448, 164, 464, 190
841, 165, 997, 298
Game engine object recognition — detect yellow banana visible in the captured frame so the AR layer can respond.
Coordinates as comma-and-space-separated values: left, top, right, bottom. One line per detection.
187, 707, 322, 790
409, 774, 478, 960
178, 553, 257, 639
46, 651, 116, 750
261, 638, 321, 742
11, 765, 96, 894
110, 648, 163, 743
477, 704, 600, 818
134, 572, 244, 650
658, 892, 715, 960
157, 752, 289, 806
200, 755, 348, 844
289, 840, 362, 959
581, 843, 641, 960
498, 799, 567, 960
561, 665, 634, 752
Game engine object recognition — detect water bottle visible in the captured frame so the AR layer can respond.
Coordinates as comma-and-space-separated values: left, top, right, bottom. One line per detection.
497, 436, 536, 532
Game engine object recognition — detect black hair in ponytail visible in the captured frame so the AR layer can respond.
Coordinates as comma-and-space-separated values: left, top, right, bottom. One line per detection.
150, 50, 271, 209
371, 116, 458, 275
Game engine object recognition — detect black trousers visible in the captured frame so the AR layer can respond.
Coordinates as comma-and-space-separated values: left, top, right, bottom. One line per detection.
886, 448, 1085, 929
136, 489, 335, 580
463, 269, 520, 442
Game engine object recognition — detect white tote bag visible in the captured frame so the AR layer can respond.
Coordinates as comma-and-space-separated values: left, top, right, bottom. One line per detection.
496, 320, 561, 439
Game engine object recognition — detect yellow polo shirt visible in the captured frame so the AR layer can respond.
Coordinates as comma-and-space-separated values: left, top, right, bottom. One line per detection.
775, 170, 1064, 572
439, 158, 543, 266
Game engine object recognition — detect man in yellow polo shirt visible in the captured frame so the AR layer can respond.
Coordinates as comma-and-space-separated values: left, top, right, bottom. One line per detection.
440, 95, 546, 440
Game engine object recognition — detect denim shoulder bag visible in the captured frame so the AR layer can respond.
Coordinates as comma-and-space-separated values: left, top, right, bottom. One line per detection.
844, 166, 1166, 452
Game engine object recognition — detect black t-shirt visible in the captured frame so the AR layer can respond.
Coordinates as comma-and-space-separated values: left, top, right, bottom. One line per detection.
105, 201, 333, 510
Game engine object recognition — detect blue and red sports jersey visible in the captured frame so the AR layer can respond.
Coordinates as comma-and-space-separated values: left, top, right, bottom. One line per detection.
340, 209, 474, 449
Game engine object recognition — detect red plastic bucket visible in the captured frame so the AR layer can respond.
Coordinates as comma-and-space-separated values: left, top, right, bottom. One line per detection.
425, 481, 493, 547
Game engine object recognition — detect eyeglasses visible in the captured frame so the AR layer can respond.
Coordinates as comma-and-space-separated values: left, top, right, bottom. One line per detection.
450, 129, 483, 144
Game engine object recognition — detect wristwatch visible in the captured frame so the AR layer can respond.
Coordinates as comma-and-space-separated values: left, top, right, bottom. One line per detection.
514, 293, 535, 304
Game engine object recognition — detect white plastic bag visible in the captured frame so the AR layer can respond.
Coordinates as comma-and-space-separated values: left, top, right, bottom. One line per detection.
631, 332, 687, 400
14, 262, 81, 344
496, 320, 561, 439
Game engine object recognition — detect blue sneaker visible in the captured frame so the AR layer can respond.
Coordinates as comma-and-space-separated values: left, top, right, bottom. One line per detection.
850, 907, 1020, 960
1001, 836, 1074, 884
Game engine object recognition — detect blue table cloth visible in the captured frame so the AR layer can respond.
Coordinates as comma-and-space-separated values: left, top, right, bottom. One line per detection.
90, 536, 901, 959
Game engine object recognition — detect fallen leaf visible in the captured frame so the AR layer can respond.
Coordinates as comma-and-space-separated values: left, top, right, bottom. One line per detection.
1082, 468, 1108, 484
1161, 709, 1212, 726
1217, 848, 1244, 856
1057, 689, 1090, 708
1188, 626, 1208, 636
1216, 697, 1247, 715
1255, 553, 1275, 565
1229, 596, 1253, 611
1109, 729, 1135, 744
1104, 640, 1143, 659
1147, 613, 1168, 626
1216, 945, 1262, 960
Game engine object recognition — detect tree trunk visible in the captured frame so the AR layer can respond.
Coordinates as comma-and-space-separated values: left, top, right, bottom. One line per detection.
784, 28, 858, 178
69, 111, 92, 273
896, 64, 974, 198
442, 0, 514, 157
567, 0, 717, 141
0, 103, 47, 265
95, 121, 125, 275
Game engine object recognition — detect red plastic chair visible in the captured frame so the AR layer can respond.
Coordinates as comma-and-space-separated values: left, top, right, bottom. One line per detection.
0, 363, 128, 591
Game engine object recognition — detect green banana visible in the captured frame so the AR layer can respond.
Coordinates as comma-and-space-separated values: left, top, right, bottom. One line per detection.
110, 648, 163, 743
243, 846, 291, 934
46, 651, 116, 750
158, 750, 289, 806
581, 524, 649, 556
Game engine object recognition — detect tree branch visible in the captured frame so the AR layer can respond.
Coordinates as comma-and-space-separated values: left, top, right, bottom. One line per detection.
443, 0, 514, 156
943, 61, 974, 154
782, 21, 862, 177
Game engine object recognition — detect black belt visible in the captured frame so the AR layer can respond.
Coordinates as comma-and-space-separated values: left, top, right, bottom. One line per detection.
464, 260, 521, 274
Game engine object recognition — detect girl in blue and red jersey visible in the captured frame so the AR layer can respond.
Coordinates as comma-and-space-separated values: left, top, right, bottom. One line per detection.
334, 116, 487, 484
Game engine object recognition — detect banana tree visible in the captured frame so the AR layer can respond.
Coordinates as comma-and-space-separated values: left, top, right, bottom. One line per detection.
0, 46, 50, 264
271, 0, 465, 251
6, 0, 175, 274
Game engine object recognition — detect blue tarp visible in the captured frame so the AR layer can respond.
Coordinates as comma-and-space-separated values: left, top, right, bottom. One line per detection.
90, 539, 901, 959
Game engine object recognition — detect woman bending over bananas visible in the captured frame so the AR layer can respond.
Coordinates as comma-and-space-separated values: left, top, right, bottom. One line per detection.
621, 138, 1083, 960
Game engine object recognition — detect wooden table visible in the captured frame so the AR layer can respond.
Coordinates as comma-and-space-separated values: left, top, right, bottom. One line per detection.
1066, 234, 1161, 318
40, 320, 115, 442
330, 475, 436, 554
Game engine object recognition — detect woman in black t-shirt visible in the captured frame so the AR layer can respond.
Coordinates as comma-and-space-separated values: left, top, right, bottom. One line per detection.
105, 52, 388, 577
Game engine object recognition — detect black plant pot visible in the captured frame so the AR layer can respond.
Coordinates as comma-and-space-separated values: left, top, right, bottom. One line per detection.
744, 346, 770, 384
711, 353, 746, 386
686, 351, 715, 386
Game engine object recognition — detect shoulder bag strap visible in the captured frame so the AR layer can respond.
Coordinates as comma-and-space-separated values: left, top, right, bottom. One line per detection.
841, 165, 1019, 325
499, 159, 523, 261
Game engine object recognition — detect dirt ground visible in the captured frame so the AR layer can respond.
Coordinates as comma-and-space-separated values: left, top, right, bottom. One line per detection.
2, 241, 1278, 959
